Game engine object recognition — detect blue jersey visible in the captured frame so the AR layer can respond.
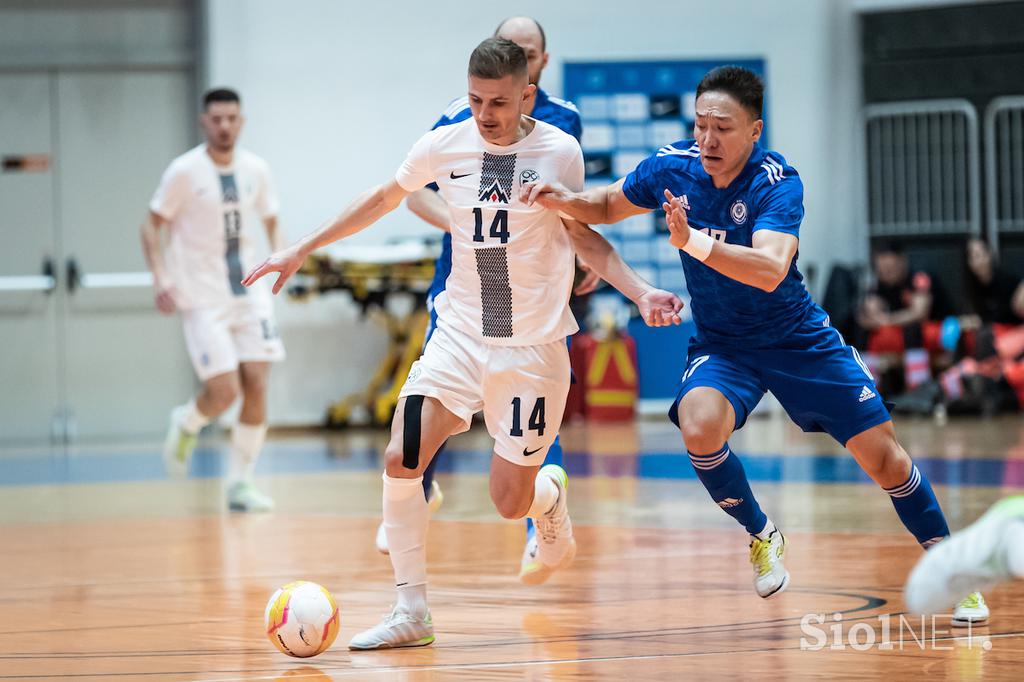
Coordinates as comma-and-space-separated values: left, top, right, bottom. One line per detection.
622, 140, 815, 348
426, 88, 583, 305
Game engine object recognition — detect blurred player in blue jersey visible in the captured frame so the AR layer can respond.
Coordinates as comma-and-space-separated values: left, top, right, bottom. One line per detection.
522, 65, 988, 626
379, 16, 594, 585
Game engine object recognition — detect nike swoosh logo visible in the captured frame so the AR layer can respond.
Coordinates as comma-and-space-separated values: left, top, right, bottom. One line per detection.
523, 446, 543, 456
450, 171, 474, 179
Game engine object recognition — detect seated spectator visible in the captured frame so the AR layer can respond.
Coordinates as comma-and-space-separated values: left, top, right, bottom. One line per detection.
858, 241, 942, 394
938, 238, 1024, 414
893, 238, 1024, 416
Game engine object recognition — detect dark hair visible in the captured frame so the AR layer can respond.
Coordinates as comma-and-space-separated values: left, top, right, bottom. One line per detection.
964, 236, 994, 315
872, 239, 905, 259
494, 17, 546, 52
696, 66, 763, 119
203, 88, 240, 110
468, 37, 528, 80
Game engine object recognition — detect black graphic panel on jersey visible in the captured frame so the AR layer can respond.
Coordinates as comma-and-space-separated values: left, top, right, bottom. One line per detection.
220, 173, 246, 296
474, 246, 514, 338
477, 152, 516, 203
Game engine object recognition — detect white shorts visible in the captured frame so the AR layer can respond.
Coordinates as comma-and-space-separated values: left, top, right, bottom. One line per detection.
182, 299, 285, 381
399, 323, 570, 466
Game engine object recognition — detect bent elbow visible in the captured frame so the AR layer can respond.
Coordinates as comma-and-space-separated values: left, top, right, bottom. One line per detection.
759, 270, 787, 293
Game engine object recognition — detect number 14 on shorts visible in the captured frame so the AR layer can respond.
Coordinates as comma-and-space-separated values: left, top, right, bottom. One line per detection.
510, 396, 546, 437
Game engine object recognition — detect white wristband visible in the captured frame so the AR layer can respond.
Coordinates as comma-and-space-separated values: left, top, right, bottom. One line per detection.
681, 228, 714, 262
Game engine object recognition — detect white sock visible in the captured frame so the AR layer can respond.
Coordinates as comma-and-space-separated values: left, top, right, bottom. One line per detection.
229, 422, 266, 484
754, 518, 777, 541
383, 473, 429, 616
181, 399, 211, 435
526, 472, 559, 520
1007, 521, 1024, 578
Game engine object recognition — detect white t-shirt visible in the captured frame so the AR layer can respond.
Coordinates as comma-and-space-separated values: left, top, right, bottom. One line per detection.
395, 118, 582, 346
150, 145, 279, 310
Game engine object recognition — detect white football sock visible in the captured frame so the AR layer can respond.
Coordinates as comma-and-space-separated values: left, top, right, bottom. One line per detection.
754, 518, 777, 541
229, 422, 266, 484
181, 399, 211, 435
526, 471, 559, 520
383, 473, 429, 616
1006, 521, 1024, 578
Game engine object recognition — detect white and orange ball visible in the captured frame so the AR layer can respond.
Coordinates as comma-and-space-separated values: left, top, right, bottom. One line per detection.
264, 581, 340, 658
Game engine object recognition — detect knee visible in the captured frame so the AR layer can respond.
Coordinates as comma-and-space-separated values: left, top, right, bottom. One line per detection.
678, 406, 730, 455
205, 379, 239, 413
493, 492, 529, 520
383, 441, 425, 478
240, 371, 268, 400
866, 438, 913, 486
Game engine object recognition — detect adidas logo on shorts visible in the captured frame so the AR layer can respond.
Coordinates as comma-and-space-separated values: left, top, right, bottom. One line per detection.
858, 386, 877, 403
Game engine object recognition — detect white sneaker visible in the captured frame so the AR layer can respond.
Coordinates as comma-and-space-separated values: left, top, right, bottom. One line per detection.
227, 481, 275, 512
952, 592, 989, 627
162, 405, 197, 479
348, 606, 434, 650
376, 480, 443, 555
749, 527, 789, 598
520, 465, 576, 585
905, 495, 1024, 616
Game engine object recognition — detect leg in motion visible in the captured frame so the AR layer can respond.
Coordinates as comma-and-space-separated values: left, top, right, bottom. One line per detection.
349, 395, 466, 650
678, 387, 788, 599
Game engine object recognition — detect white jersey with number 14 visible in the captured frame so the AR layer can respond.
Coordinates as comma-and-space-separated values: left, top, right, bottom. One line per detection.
395, 117, 582, 347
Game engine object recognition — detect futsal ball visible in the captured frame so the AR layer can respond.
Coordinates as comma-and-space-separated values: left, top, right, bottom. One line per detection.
264, 581, 340, 658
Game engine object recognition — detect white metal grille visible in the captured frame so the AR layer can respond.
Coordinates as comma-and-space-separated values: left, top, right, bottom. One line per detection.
985, 96, 1024, 248
866, 100, 980, 237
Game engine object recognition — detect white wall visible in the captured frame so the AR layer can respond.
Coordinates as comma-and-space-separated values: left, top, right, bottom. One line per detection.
202, 0, 917, 424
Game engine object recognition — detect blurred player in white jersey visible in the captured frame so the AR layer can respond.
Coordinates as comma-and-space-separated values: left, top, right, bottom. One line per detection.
244, 39, 683, 649
141, 88, 284, 512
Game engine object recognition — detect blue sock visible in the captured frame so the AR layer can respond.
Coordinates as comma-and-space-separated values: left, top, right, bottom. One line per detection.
690, 444, 768, 535
526, 436, 565, 536
421, 440, 446, 501
884, 465, 949, 547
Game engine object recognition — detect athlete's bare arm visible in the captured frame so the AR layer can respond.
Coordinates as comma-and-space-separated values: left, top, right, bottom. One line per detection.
520, 178, 648, 225
405, 188, 451, 232
140, 210, 176, 314
243, 179, 409, 294
562, 218, 683, 327
663, 189, 797, 293
263, 215, 285, 252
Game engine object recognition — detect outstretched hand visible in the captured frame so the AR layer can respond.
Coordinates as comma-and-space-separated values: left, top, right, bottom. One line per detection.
241, 244, 306, 295
636, 287, 685, 327
662, 189, 691, 250
519, 181, 571, 209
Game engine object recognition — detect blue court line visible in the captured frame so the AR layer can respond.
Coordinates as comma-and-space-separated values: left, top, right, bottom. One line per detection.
1, 442, 1023, 489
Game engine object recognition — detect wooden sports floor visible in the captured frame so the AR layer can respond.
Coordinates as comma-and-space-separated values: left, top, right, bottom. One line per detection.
3, 414, 1024, 680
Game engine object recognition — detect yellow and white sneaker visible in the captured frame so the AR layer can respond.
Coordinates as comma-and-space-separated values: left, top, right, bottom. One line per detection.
227, 481, 275, 512
750, 527, 789, 598
376, 480, 443, 555
348, 606, 434, 650
952, 592, 989, 627
161, 405, 197, 479
520, 465, 576, 586
906, 495, 1024, 619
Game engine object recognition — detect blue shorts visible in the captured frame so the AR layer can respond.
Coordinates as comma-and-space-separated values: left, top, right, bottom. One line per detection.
668, 305, 891, 446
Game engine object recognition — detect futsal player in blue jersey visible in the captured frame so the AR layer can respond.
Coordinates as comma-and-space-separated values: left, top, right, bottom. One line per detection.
379, 16, 592, 585
523, 65, 988, 625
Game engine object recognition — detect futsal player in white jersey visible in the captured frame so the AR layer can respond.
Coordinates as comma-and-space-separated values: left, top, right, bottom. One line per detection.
141, 88, 284, 512
244, 38, 683, 649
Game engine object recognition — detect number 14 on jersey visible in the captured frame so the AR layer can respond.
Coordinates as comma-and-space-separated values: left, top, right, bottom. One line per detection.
473, 208, 509, 244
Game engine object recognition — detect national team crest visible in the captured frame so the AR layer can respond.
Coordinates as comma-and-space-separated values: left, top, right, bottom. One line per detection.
519, 169, 539, 185
730, 199, 748, 225
478, 152, 516, 203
